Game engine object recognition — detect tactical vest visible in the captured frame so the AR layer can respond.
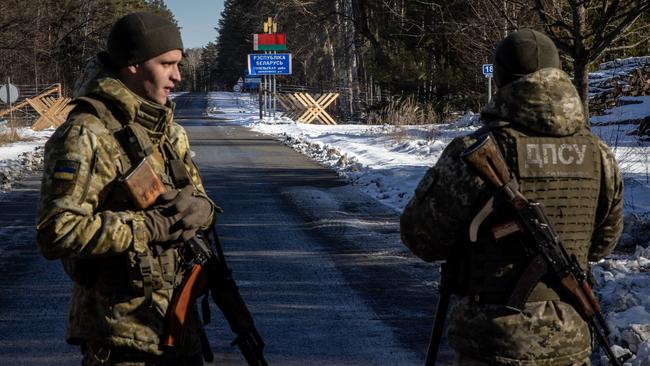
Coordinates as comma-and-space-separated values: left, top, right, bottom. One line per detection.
463, 123, 602, 304
61, 95, 192, 306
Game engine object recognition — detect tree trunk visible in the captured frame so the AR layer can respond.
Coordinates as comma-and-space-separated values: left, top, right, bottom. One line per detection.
574, 58, 590, 123
572, 3, 590, 123
324, 26, 337, 87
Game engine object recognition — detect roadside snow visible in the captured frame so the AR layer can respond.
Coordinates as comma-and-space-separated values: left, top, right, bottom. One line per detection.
0, 127, 52, 191
0, 127, 52, 161
592, 96, 650, 125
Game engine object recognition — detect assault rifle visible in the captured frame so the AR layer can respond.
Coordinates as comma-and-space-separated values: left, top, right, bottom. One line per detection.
459, 133, 628, 366
163, 228, 268, 366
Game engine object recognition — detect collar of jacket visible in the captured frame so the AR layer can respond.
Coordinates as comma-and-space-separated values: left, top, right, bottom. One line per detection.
74, 54, 175, 132
481, 68, 586, 137
95, 77, 174, 132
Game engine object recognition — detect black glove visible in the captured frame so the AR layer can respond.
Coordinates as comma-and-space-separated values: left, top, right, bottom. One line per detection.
179, 195, 213, 229
158, 185, 195, 215
160, 185, 213, 230
143, 186, 200, 244
143, 207, 186, 243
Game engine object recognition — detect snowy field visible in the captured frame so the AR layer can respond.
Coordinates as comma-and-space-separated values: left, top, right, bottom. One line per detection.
208, 90, 650, 365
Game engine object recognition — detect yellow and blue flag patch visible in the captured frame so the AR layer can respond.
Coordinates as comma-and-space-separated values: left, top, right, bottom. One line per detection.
53, 160, 80, 181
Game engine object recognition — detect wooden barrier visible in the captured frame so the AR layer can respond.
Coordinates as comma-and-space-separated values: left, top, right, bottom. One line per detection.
29, 96, 73, 131
0, 84, 73, 131
277, 92, 339, 125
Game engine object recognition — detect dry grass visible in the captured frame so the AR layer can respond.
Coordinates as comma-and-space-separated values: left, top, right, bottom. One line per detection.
0, 126, 34, 146
367, 96, 446, 126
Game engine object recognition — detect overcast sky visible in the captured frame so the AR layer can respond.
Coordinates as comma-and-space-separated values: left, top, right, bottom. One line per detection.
165, 0, 225, 49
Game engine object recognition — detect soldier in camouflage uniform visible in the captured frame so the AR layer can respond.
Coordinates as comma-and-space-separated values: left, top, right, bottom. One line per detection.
401, 29, 623, 365
36, 13, 216, 365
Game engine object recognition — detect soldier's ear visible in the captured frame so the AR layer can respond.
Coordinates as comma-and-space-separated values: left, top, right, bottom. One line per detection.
125, 64, 139, 75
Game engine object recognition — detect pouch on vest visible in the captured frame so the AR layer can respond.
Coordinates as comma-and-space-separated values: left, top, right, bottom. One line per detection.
119, 158, 166, 209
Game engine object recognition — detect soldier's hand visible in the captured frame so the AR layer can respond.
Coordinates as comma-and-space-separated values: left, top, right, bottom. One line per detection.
159, 185, 213, 230
179, 196, 212, 229
146, 185, 212, 244
143, 207, 186, 243
158, 185, 194, 214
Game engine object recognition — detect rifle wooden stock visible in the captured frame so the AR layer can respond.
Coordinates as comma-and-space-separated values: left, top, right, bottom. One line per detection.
163, 264, 209, 347
560, 275, 597, 319
461, 134, 511, 190
582, 280, 602, 313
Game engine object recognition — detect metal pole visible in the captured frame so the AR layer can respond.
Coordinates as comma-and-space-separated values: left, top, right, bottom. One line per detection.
259, 81, 263, 120
265, 53, 270, 117
8, 77, 14, 132
487, 76, 492, 104
273, 70, 277, 119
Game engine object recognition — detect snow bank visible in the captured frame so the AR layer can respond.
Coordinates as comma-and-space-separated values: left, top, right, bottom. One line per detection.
0, 127, 52, 191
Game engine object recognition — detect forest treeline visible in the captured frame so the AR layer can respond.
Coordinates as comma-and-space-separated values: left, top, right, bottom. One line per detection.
201, 0, 650, 119
1, 0, 649, 120
0, 0, 175, 95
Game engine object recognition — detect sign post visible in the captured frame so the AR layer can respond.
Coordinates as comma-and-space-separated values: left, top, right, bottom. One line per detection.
252, 17, 290, 119
482, 64, 493, 104
0, 78, 19, 130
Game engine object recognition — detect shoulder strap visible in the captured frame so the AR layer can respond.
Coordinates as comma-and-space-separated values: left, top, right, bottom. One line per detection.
73, 96, 124, 133
72, 96, 134, 175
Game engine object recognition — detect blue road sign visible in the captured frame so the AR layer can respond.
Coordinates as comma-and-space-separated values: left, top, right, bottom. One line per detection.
248, 54, 292, 76
244, 77, 262, 90
482, 64, 493, 77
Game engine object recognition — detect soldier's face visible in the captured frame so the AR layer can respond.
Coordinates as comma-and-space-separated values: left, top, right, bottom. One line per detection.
122, 49, 182, 105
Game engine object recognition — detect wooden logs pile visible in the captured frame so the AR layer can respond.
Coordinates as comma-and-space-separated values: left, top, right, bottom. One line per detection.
589, 57, 650, 115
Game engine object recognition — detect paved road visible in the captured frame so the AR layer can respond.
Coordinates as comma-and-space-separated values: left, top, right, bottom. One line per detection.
0, 93, 447, 365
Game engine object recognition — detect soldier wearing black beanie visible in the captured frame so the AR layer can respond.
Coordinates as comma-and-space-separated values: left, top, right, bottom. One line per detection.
38, 12, 216, 366
107, 12, 184, 69
493, 29, 561, 88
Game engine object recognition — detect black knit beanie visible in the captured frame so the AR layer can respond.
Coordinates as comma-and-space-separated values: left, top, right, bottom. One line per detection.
493, 29, 560, 88
107, 12, 183, 69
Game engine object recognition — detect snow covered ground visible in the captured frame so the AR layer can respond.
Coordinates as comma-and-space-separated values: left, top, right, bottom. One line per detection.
0, 128, 51, 190
208, 90, 650, 365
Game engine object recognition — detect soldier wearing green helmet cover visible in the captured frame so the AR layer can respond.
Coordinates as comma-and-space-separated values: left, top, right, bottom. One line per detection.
36, 12, 215, 366
401, 29, 623, 365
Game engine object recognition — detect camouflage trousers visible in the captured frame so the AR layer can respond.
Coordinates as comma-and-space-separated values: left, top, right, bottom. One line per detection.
455, 352, 591, 366
81, 342, 203, 366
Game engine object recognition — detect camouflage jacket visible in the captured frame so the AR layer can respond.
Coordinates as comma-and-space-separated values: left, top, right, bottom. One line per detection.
36, 55, 215, 354
401, 68, 623, 364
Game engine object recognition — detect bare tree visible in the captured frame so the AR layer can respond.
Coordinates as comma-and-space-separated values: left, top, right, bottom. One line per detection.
182, 48, 203, 91
534, 0, 650, 117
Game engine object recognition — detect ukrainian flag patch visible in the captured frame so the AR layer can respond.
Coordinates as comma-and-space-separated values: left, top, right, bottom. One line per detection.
53, 160, 80, 181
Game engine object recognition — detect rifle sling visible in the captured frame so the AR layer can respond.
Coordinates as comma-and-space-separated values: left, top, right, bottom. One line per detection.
506, 254, 548, 310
